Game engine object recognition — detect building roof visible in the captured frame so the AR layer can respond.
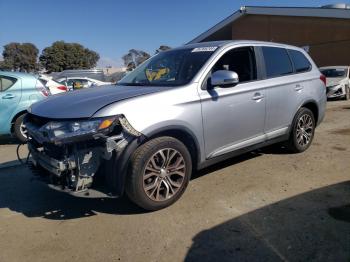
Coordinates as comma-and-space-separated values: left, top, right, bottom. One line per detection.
188, 5, 350, 44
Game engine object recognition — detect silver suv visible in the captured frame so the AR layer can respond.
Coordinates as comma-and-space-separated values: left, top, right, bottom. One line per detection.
25, 41, 326, 210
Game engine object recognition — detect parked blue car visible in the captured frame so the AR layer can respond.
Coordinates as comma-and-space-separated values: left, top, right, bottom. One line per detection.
0, 71, 49, 142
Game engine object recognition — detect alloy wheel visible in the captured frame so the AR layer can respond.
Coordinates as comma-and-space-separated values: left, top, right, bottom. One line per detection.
143, 148, 186, 202
296, 114, 314, 147
20, 122, 28, 140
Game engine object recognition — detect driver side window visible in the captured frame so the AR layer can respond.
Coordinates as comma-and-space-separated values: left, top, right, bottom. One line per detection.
204, 47, 257, 89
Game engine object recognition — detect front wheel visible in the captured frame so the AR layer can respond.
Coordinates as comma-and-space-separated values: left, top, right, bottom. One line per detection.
126, 137, 192, 211
286, 108, 315, 153
13, 114, 28, 143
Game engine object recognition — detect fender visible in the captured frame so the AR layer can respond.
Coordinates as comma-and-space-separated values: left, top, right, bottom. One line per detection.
298, 99, 320, 123
106, 125, 202, 196
105, 135, 146, 196
284, 99, 320, 139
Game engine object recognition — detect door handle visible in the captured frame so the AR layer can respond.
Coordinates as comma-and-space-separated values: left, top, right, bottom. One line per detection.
252, 93, 264, 101
295, 84, 304, 91
2, 94, 15, 99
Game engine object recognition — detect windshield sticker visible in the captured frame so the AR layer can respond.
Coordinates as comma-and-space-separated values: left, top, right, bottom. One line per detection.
191, 47, 218, 52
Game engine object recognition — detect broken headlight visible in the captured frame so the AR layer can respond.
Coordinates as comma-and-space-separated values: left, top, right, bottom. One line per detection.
39, 117, 117, 143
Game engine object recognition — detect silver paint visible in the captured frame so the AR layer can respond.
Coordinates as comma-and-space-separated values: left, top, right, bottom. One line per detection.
30, 40, 327, 167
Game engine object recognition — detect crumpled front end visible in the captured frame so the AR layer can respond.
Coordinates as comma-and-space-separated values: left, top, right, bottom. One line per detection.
326, 84, 347, 99
326, 77, 348, 99
25, 113, 142, 196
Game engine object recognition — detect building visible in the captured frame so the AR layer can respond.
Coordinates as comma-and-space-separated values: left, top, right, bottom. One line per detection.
188, 4, 350, 66
102, 66, 126, 76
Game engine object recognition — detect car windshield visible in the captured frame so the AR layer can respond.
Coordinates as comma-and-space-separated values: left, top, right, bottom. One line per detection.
321, 68, 347, 78
118, 47, 218, 87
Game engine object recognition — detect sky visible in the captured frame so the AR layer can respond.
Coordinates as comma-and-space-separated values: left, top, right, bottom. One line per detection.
0, 0, 345, 67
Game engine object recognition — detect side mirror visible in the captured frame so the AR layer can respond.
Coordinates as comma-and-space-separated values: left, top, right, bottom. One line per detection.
211, 70, 239, 87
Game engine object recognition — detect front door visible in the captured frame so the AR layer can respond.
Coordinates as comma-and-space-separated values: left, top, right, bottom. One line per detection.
199, 47, 266, 158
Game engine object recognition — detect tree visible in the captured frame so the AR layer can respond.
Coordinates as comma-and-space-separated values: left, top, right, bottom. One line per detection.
155, 45, 171, 54
40, 41, 100, 73
122, 49, 150, 71
1, 42, 39, 72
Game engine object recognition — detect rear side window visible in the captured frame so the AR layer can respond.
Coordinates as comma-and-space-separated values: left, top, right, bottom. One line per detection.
262, 47, 293, 78
288, 50, 312, 73
0, 76, 17, 92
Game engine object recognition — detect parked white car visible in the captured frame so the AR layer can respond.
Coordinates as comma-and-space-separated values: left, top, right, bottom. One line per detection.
39, 75, 68, 95
55, 77, 113, 90
320, 66, 350, 100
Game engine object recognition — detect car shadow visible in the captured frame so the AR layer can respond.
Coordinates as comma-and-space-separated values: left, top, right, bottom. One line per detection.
185, 181, 350, 262
0, 165, 145, 220
0, 135, 20, 145
192, 151, 262, 180
0, 144, 292, 220
193, 144, 289, 180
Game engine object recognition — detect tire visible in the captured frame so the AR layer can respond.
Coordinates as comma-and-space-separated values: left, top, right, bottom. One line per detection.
126, 136, 192, 211
286, 108, 315, 153
343, 86, 350, 100
13, 113, 28, 143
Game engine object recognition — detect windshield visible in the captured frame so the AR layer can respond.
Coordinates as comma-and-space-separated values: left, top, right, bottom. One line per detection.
118, 48, 217, 87
321, 68, 347, 78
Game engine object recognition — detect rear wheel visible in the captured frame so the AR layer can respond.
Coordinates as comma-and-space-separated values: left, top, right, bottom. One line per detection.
13, 114, 28, 143
126, 137, 192, 211
286, 108, 315, 153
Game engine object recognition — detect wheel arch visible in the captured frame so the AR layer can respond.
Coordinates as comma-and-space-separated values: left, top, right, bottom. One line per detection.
109, 125, 201, 197
300, 100, 319, 124
146, 125, 201, 170
10, 110, 27, 133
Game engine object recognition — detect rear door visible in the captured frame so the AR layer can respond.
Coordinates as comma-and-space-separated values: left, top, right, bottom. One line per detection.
261, 47, 308, 137
0, 75, 21, 133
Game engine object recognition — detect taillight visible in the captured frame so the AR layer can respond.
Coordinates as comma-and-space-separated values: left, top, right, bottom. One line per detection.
320, 75, 326, 86
36, 79, 50, 97
57, 85, 68, 91
36, 85, 50, 96
40, 88, 50, 97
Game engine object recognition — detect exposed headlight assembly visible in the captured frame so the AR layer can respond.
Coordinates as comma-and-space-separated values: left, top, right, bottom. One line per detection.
40, 117, 118, 143
328, 84, 343, 89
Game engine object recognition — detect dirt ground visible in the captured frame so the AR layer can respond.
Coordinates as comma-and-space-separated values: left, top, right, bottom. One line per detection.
0, 100, 349, 262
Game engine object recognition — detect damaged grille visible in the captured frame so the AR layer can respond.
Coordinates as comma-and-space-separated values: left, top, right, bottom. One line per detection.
43, 143, 66, 160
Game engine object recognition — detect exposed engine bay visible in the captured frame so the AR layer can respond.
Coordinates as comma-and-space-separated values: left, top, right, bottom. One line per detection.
25, 113, 142, 196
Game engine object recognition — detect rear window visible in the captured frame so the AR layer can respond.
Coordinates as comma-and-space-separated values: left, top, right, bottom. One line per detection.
262, 47, 293, 78
39, 78, 48, 86
0, 76, 17, 92
288, 50, 312, 73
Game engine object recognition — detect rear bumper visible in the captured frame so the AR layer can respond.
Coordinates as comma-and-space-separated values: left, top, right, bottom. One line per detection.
316, 93, 327, 127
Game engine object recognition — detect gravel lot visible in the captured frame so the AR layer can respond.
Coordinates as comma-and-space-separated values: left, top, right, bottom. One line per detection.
0, 100, 349, 262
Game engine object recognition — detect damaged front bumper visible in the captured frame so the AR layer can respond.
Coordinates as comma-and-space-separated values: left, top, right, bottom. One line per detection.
326, 85, 346, 99
25, 114, 142, 197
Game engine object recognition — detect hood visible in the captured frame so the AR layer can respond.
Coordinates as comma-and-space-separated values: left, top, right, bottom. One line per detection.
29, 85, 167, 119
326, 77, 347, 87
